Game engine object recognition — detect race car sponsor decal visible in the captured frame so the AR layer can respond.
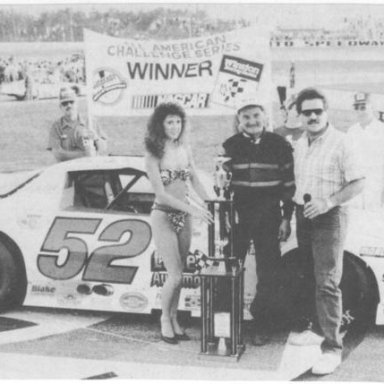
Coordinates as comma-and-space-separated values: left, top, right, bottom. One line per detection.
184, 294, 201, 310
93, 67, 127, 105
37, 217, 151, 285
360, 246, 384, 257
30, 284, 56, 295
119, 292, 148, 311
150, 272, 201, 289
150, 249, 202, 288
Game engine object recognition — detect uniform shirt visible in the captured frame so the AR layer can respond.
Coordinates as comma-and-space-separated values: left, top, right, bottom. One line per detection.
48, 115, 106, 152
223, 130, 295, 220
347, 119, 384, 210
294, 124, 364, 205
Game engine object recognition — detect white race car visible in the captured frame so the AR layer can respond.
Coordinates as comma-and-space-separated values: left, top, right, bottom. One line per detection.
0, 156, 382, 329
0, 156, 210, 316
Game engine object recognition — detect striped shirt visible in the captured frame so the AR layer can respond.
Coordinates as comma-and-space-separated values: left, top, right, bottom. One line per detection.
294, 124, 364, 205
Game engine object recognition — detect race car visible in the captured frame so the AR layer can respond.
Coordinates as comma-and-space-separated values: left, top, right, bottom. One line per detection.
0, 155, 382, 329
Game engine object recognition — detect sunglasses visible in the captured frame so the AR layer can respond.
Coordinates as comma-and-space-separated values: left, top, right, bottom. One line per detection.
301, 109, 324, 117
354, 104, 366, 111
61, 100, 75, 107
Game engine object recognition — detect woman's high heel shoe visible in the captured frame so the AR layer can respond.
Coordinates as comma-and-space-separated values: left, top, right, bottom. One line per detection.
175, 332, 190, 341
161, 333, 178, 344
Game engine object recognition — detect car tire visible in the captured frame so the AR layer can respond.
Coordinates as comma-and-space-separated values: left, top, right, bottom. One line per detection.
280, 249, 377, 332
340, 253, 377, 331
0, 236, 27, 312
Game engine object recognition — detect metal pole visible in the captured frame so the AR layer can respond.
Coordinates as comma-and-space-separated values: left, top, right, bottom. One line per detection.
208, 202, 215, 256
230, 275, 237, 355
200, 276, 207, 353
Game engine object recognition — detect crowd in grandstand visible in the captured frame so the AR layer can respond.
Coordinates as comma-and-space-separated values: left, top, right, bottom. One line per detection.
0, 54, 85, 87
0, 7, 383, 45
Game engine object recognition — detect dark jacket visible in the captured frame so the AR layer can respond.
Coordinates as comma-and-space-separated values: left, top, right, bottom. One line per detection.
223, 130, 295, 220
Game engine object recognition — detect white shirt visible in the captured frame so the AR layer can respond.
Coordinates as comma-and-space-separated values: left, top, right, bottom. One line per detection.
347, 118, 384, 210
294, 124, 363, 205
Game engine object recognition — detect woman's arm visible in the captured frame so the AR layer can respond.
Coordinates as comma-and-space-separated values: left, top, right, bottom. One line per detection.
187, 146, 211, 203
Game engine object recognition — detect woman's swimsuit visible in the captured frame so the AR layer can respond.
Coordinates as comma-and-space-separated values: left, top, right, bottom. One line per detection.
152, 168, 192, 233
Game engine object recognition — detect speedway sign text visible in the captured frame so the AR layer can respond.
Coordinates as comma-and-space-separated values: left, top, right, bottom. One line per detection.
84, 28, 271, 116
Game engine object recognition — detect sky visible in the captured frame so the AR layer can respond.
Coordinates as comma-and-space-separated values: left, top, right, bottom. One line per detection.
0, 1, 382, 30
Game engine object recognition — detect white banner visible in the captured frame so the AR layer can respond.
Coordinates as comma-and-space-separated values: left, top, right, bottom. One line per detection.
84, 28, 271, 116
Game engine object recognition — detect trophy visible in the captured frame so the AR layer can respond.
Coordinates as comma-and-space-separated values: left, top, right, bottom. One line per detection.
214, 156, 232, 200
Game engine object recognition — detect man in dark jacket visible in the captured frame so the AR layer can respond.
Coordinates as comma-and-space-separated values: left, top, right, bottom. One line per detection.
223, 102, 295, 345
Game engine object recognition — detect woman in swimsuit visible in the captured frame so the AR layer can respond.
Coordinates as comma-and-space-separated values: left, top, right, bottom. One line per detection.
145, 102, 213, 344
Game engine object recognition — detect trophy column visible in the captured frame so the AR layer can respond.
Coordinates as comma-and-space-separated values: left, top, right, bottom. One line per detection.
198, 156, 245, 361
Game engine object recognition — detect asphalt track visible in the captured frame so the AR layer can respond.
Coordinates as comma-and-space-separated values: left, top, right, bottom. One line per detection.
0, 307, 382, 380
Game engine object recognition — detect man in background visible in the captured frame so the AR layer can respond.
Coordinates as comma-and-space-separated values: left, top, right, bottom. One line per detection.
275, 94, 304, 147
48, 86, 108, 162
347, 92, 384, 210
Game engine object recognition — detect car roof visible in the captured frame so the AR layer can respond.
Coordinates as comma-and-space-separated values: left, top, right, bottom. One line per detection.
50, 155, 146, 173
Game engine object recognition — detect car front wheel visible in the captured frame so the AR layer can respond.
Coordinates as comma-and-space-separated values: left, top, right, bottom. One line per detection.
0, 236, 27, 312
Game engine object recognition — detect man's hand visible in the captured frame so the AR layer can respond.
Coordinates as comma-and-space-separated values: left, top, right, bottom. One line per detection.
278, 218, 291, 241
304, 198, 330, 219
82, 138, 96, 157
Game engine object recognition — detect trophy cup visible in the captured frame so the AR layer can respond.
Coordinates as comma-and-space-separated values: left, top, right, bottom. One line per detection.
214, 156, 232, 200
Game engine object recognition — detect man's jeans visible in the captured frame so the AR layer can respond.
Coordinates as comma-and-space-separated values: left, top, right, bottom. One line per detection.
296, 205, 348, 353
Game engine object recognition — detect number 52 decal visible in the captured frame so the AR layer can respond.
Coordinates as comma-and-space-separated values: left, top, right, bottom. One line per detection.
37, 217, 152, 284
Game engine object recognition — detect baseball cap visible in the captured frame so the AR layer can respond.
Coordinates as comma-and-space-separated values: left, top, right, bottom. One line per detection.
59, 86, 77, 103
236, 99, 265, 114
353, 92, 370, 106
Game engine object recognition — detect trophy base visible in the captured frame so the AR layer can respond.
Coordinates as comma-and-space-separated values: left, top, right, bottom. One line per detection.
199, 338, 245, 362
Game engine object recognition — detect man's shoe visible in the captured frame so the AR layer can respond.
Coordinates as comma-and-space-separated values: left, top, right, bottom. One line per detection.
311, 352, 341, 375
288, 330, 324, 346
252, 333, 271, 346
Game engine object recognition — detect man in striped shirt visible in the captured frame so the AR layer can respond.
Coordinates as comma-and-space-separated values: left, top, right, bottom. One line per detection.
223, 102, 295, 346
289, 88, 365, 375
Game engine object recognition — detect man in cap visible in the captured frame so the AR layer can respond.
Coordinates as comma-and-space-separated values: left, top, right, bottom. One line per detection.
222, 102, 295, 345
347, 92, 384, 210
48, 86, 108, 162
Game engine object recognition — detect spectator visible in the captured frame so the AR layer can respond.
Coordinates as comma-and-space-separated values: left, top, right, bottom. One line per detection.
347, 92, 384, 210
48, 86, 107, 162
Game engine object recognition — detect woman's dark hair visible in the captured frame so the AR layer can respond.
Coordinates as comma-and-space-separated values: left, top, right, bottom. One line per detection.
296, 87, 328, 114
144, 102, 186, 159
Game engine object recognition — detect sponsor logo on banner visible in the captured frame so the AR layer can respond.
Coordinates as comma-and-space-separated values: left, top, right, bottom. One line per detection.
93, 67, 127, 105
120, 292, 148, 311
131, 93, 210, 110
211, 55, 264, 109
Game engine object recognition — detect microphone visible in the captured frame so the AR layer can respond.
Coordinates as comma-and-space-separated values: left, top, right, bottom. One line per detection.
303, 193, 311, 204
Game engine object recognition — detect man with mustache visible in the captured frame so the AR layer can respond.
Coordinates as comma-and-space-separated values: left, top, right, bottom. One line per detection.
222, 101, 295, 346
48, 86, 108, 162
289, 88, 364, 375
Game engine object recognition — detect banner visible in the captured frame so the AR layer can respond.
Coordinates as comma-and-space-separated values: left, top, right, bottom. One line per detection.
84, 28, 271, 116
